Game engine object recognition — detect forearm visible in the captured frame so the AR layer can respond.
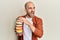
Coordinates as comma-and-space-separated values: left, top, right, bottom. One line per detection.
28, 22, 43, 38
28, 22, 35, 32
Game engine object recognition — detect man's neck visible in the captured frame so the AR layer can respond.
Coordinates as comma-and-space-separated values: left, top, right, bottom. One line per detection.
26, 15, 34, 18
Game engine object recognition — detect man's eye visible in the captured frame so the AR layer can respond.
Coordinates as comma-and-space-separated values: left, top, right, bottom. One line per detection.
33, 7, 35, 9
28, 7, 35, 9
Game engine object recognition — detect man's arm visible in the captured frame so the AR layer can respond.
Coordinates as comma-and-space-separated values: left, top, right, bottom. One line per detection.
28, 18, 43, 38
21, 17, 43, 38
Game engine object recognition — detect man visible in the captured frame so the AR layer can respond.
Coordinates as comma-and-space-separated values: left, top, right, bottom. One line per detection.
15, 1, 43, 40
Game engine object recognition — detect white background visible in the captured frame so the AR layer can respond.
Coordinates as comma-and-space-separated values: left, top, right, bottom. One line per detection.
0, 0, 60, 40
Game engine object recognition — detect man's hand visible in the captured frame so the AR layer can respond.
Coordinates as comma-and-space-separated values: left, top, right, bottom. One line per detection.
19, 17, 35, 32
19, 17, 30, 25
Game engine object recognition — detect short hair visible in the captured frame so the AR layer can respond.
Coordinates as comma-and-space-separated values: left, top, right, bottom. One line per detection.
25, 1, 34, 9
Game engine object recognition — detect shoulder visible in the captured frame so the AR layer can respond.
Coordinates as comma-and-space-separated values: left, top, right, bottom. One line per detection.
33, 16, 43, 24
34, 16, 42, 21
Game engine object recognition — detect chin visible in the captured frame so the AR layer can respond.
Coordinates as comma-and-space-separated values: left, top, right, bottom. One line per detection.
30, 14, 34, 17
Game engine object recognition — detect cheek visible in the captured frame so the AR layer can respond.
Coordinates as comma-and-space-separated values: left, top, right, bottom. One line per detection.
28, 9, 31, 12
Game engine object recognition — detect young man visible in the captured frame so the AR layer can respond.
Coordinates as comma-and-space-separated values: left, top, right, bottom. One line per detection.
15, 1, 43, 40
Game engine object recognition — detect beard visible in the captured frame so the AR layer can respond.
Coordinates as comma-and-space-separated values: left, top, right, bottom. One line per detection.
27, 11, 34, 18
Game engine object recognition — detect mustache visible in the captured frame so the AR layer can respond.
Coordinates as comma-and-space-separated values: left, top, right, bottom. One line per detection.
31, 11, 34, 14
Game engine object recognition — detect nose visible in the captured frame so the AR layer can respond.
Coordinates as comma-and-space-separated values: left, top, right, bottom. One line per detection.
31, 8, 35, 12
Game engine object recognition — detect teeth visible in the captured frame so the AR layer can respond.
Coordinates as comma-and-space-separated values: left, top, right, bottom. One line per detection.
16, 22, 22, 24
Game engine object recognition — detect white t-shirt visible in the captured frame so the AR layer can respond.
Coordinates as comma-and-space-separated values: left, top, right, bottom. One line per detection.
23, 17, 33, 40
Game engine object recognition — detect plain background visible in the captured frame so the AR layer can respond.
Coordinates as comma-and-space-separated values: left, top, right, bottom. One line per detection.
0, 0, 60, 40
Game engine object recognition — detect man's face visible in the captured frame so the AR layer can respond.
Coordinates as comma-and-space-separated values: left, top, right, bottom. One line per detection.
25, 3, 35, 17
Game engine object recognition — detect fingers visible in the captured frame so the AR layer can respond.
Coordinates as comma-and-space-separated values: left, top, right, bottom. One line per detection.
19, 17, 26, 22
16, 17, 24, 23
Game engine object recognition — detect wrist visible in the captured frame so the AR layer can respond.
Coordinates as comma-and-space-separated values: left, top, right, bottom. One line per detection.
28, 23, 35, 32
